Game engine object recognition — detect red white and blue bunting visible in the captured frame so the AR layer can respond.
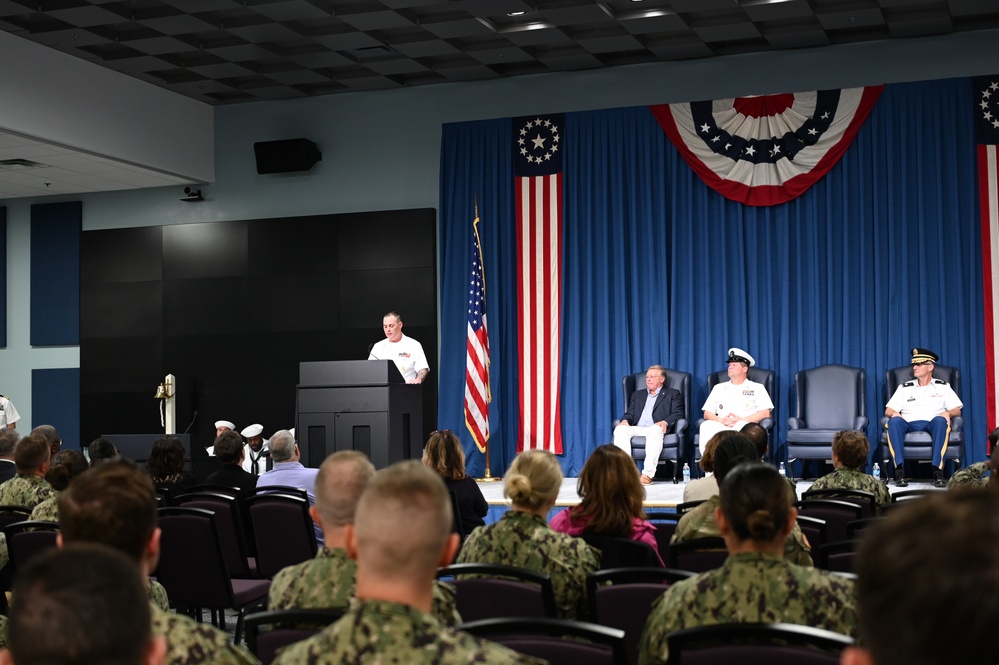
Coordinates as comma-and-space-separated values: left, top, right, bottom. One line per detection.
651, 86, 883, 206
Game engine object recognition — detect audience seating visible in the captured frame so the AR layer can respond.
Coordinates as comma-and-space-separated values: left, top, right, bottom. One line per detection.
582, 534, 662, 569
459, 616, 628, 665
878, 364, 964, 474
665, 622, 853, 664
800, 488, 878, 518
666, 537, 727, 573
794, 515, 828, 552
845, 518, 880, 541
814, 541, 860, 574
792, 499, 864, 545
786, 365, 868, 471
156, 507, 270, 644
246, 493, 318, 579
173, 491, 255, 578
244, 608, 345, 665
648, 516, 678, 556
0, 506, 32, 530
587, 567, 694, 665
676, 500, 706, 516
617, 369, 692, 482
3, 520, 59, 578
437, 562, 557, 620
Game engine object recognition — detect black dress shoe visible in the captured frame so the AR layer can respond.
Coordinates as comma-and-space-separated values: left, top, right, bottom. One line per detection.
934, 473, 946, 488
895, 471, 908, 487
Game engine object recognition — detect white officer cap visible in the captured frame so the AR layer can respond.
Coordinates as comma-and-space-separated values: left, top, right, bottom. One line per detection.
727, 348, 756, 367
241, 423, 263, 438
214, 420, 235, 431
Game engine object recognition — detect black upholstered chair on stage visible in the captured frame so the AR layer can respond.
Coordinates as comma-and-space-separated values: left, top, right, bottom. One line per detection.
786, 365, 868, 468
459, 617, 628, 665
616, 368, 691, 482
694, 367, 777, 462
665, 622, 853, 664
878, 364, 964, 473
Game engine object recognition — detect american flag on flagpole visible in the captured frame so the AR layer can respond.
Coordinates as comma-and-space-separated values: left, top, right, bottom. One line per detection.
464, 205, 490, 453
514, 115, 564, 454
974, 75, 999, 446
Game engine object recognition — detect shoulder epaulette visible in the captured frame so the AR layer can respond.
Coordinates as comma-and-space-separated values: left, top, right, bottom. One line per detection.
933, 378, 948, 385
902, 380, 916, 387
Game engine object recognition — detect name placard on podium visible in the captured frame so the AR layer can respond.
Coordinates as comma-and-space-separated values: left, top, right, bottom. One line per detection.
296, 360, 423, 468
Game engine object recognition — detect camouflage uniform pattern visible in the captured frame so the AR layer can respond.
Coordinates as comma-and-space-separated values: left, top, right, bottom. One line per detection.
456, 510, 601, 619
150, 603, 259, 665
0, 474, 55, 510
638, 551, 858, 665
149, 579, 170, 611
271, 598, 543, 665
29, 495, 59, 522
671, 495, 813, 566
0, 615, 6, 650
268, 546, 461, 626
809, 467, 892, 508
948, 461, 990, 490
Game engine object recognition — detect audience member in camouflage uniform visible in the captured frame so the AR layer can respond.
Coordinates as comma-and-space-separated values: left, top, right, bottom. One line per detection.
273, 461, 541, 665
3, 544, 166, 665
848, 490, 999, 665
0, 434, 55, 510
948, 429, 998, 491
672, 435, 813, 566
641, 463, 857, 665
808, 430, 891, 508
59, 462, 259, 665
267, 450, 460, 625
28, 449, 89, 522
457, 449, 601, 619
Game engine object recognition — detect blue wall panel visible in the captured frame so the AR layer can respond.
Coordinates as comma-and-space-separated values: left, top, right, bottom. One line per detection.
31, 201, 81, 346
32, 368, 80, 449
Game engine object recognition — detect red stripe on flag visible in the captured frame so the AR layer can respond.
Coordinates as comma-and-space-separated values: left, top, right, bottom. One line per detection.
979, 144, 999, 440
516, 174, 563, 454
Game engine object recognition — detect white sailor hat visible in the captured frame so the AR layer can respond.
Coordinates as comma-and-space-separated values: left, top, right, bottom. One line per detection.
241, 423, 263, 438
726, 348, 756, 367
215, 420, 235, 431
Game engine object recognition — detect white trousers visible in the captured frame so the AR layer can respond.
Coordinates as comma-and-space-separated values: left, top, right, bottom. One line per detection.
614, 424, 664, 478
698, 420, 750, 454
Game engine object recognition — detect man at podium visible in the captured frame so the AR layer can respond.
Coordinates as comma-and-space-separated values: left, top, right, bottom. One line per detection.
368, 311, 429, 385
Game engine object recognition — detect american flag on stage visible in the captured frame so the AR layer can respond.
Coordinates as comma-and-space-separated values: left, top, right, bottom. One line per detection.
464, 207, 490, 453
975, 76, 999, 443
514, 115, 564, 454
651, 87, 882, 206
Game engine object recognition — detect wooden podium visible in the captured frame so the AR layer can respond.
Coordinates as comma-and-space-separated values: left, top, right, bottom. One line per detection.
296, 360, 423, 468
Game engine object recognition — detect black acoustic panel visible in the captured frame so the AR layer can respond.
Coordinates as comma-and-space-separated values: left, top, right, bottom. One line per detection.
340, 327, 384, 362
162, 278, 249, 336
80, 337, 162, 393
81, 281, 163, 338
248, 272, 339, 332
338, 209, 436, 271
162, 221, 248, 280
166, 334, 258, 388
248, 216, 338, 276
338, 267, 436, 329
80, 392, 167, 448
81, 227, 162, 284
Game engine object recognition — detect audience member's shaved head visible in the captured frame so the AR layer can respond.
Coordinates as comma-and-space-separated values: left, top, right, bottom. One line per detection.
58, 463, 158, 562
4, 543, 158, 665
353, 461, 451, 581
14, 434, 51, 474
0, 428, 18, 458
316, 451, 376, 527
851, 491, 999, 665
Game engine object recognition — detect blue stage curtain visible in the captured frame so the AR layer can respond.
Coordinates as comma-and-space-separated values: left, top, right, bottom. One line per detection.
441, 77, 986, 477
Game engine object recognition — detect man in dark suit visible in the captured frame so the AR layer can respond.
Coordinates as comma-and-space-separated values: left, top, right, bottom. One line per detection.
0, 427, 17, 484
613, 364, 685, 484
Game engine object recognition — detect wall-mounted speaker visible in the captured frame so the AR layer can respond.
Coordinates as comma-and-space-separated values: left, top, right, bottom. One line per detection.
253, 138, 322, 174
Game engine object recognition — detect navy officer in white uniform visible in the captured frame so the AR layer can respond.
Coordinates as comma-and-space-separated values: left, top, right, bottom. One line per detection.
368, 311, 429, 384
698, 348, 773, 454
885, 347, 963, 488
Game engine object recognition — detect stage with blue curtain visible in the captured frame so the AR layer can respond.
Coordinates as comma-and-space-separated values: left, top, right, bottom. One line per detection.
438, 77, 986, 478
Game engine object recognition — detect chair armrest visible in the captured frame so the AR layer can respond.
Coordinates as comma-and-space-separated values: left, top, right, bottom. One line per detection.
760, 417, 774, 431
611, 419, 621, 430
879, 416, 889, 428
853, 417, 869, 430
674, 418, 689, 436
951, 415, 964, 431
787, 417, 804, 430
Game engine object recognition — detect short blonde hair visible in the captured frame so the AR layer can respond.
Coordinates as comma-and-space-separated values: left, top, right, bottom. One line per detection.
503, 450, 562, 511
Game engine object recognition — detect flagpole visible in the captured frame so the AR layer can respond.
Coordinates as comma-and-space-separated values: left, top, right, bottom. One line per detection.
469, 196, 501, 482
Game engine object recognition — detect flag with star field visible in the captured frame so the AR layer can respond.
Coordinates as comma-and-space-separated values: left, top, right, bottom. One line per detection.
974, 75, 999, 439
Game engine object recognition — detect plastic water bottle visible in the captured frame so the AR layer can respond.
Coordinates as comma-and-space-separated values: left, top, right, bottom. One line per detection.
682, 463, 690, 484
779, 463, 786, 478
873, 463, 881, 481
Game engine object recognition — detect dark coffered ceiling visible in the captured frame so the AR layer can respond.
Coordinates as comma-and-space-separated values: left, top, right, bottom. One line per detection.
0, 0, 996, 105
